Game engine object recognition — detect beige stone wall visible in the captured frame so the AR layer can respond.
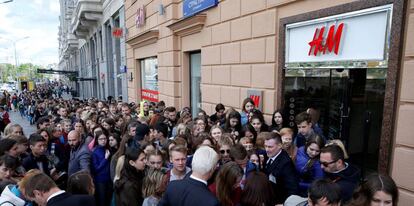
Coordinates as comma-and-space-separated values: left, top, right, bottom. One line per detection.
125, 0, 414, 202
391, 0, 414, 204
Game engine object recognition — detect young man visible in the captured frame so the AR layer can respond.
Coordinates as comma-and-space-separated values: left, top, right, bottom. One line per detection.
21, 172, 95, 206
263, 132, 299, 204
163, 107, 177, 138
164, 145, 191, 183
295, 112, 316, 148
153, 122, 169, 149
22, 134, 50, 175
229, 143, 257, 188
210, 103, 225, 125
320, 144, 360, 203
284, 179, 342, 206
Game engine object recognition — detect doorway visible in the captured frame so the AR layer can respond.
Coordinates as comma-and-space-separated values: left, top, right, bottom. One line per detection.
283, 68, 387, 174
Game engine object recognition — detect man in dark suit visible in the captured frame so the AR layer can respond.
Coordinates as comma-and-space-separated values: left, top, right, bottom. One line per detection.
263, 132, 299, 204
21, 172, 95, 206
158, 146, 220, 206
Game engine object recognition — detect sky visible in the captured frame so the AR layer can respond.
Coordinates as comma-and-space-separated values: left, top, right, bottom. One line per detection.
0, 0, 60, 67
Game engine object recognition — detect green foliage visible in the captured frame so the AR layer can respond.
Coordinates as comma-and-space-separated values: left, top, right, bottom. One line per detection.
0, 63, 44, 82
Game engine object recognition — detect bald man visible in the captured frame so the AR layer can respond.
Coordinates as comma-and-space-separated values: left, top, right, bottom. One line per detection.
67, 131, 91, 176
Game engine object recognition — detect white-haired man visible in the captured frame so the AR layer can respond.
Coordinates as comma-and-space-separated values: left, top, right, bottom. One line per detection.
158, 146, 219, 206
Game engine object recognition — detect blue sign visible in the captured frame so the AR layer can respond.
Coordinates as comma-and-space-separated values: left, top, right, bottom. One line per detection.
183, 0, 218, 18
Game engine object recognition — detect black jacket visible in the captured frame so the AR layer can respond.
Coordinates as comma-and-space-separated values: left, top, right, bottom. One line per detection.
22, 153, 50, 176
46, 192, 95, 206
158, 177, 220, 206
325, 163, 361, 203
264, 150, 299, 204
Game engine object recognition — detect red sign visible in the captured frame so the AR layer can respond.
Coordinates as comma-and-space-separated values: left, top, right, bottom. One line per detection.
308, 23, 344, 56
112, 28, 123, 38
141, 89, 159, 102
249, 95, 261, 108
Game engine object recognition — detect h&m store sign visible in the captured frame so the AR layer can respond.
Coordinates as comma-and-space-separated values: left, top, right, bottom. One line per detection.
285, 5, 392, 64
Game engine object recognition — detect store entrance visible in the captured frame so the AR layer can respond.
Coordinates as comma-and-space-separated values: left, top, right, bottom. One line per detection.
283, 68, 387, 174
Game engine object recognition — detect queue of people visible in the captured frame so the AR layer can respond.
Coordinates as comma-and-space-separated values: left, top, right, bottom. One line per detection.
0, 82, 400, 206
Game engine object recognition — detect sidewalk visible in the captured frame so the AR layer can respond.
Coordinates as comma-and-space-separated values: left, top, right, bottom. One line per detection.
8, 109, 37, 136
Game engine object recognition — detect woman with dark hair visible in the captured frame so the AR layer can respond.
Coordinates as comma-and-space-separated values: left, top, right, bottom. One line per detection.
348, 173, 398, 206
295, 135, 325, 196
0, 139, 19, 159
91, 130, 112, 206
241, 124, 257, 146
240, 98, 255, 126
223, 110, 242, 141
209, 162, 243, 206
67, 170, 95, 195
102, 118, 116, 133
249, 113, 268, 135
269, 109, 286, 133
240, 171, 274, 206
114, 147, 147, 206
108, 133, 121, 154
192, 116, 208, 137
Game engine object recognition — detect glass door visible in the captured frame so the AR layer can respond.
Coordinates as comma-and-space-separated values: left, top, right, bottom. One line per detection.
190, 52, 201, 117
284, 68, 386, 174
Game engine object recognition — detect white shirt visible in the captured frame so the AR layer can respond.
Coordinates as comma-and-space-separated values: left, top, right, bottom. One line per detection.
267, 149, 282, 165
47, 190, 66, 203
190, 175, 207, 186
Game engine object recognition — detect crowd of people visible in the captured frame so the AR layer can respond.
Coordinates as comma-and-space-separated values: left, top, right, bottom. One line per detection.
0, 82, 399, 206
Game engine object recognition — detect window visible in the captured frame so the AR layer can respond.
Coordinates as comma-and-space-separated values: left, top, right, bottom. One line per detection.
140, 57, 158, 102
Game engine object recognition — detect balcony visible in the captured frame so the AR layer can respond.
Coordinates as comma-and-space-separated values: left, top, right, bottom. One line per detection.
71, 0, 103, 39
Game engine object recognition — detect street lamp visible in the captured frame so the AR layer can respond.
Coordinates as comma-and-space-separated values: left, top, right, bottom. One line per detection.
0, 0, 13, 4
0, 36, 30, 80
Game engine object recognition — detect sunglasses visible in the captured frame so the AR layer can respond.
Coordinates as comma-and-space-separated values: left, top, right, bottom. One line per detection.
220, 149, 230, 154
320, 159, 338, 167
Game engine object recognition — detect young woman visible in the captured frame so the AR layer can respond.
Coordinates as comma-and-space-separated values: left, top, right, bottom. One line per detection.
240, 98, 255, 126
295, 135, 324, 196
349, 174, 398, 206
0, 155, 18, 183
223, 110, 242, 141
249, 111, 268, 134
192, 116, 208, 137
102, 118, 116, 133
0, 139, 19, 157
269, 110, 286, 133
91, 130, 112, 206
240, 171, 274, 206
142, 168, 165, 206
114, 147, 147, 206
108, 133, 121, 154
209, 162, 244, 206
280, 128, 297, 161
67, 170, 95, 195
210, 125, 224, 143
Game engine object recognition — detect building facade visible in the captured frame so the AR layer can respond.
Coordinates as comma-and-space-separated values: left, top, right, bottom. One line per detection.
125, 0, 414, 203
59, 0, 128, 100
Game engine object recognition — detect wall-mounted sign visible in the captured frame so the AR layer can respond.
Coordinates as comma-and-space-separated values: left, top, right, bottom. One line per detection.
285, 4, 392, 64
308, 23, 344, 56
136, 5, 145, 28
247, 89, 263, 111
183, 0, 218, 18
119, 65, 127, 73
112, 27, 123, 38
141, 89, 159, 102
